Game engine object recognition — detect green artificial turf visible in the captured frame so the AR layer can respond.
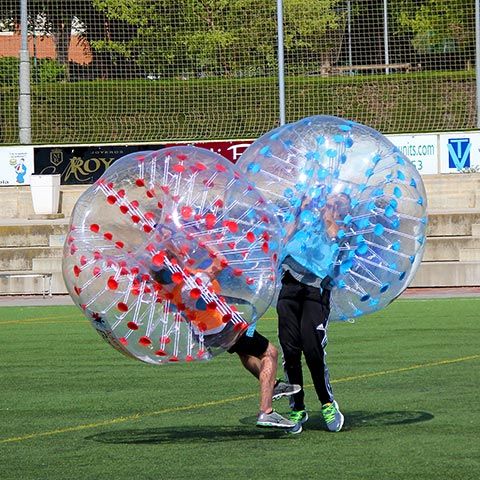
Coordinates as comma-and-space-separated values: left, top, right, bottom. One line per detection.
0, 298, 479, 480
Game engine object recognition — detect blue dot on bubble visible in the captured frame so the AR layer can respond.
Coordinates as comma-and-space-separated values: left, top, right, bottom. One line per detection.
247, 162, 261, 174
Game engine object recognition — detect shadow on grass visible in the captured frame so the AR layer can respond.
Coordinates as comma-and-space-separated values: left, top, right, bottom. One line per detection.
86, 425, 290, 444
238, 410, 434, 431
86, 410, 433, 444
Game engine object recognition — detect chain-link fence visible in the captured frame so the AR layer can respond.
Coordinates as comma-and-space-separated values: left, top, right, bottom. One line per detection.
0, 0, 477, 145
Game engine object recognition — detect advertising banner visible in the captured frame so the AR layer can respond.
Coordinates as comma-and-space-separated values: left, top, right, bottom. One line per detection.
0, 146, 35, 185
439, 132, 480, 173
34, 140, 253, 185
387, 134, 439, 175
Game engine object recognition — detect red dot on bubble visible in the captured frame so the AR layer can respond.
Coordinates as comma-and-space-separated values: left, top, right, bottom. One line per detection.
185, 355, 193, 362
90, 224, 100, 233
206, 302, 217, 311
115, 241, 124, 249
152, 252, 165, 266
169, 356, 179, 362
74, 286, 81, 295
246, 231, 255, 242
131, 215, 140, 223
107, 195, 116, 205
119, 337, 128, 346
180, 206, 192, 219
190, 288, 201, 299
262, 242, 269, 253
135, 178, 145, 187
155, 349, 167, 356
93, 267, 101, 276
172, 272, 183, 284
225, 221, 238, 233
173, 164, 185, 173
117, 302, 129, 312
73, 265, 81, 277
205, 213, 216, 229
107, 277, 119, 290
215, 163, 227, 172
143, 225, 153, 233
222, 313, 232, 323
131, 200, 139, 208
127, 321, 139, 330
233, 268, 243, 276
104, 232, 113, 240
118, 189, 126, 198
234, 322, 248, 332
138, 336, 152, 346
146, 189, 155, 198
120, 205, 129, 214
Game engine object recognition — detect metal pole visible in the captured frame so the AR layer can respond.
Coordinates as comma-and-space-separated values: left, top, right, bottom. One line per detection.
277, 0, 286, 125
347, 0, 353, 75
383, 0, 390, 75
19, 0, 31, 144
476, 0, 480, 128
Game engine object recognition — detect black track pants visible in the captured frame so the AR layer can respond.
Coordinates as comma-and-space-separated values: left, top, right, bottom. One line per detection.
276, 271, 334, 410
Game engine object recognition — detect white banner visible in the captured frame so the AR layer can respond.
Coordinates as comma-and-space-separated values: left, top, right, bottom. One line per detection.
387, 134, 439, 175
0, 146, 35, 185
438, 131, 480, 173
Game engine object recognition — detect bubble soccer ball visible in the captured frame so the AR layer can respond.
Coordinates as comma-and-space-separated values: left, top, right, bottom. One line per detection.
63, 146, 282, 364
236, 115, 428, 321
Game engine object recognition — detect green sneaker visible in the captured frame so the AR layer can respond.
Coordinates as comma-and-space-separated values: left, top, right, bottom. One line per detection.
321, 400, 344, 432
287, 409, 309, 434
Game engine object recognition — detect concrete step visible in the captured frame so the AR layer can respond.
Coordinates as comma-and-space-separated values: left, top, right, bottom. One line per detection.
410, 261, 480, 287
459, 248, 480, 262
424, 236, 480, 262
471, 224, 480, 237
427, 211, 480, 237
0, 223, 68, 247
0, 246, 63, 271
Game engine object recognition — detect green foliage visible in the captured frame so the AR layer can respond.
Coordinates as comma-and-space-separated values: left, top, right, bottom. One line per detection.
393, 0, 475, 54
0, 57, 19, 85
90, 0, 347, 78
35, 58, 67, 83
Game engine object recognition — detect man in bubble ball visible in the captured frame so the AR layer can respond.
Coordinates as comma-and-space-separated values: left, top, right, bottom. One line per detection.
277, 193, 350, 434
151, 242, 301, 430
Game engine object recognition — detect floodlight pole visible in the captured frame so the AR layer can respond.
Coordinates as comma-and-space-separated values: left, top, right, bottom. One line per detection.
19, 0, 31, 144
277, 0, 286, 126
476, 0, 480, 128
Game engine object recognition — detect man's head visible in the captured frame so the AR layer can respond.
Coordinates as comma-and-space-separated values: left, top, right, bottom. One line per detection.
323, 193, 351, 238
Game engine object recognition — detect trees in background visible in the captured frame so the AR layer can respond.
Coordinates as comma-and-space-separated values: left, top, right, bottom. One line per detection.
0, 0, 477, 81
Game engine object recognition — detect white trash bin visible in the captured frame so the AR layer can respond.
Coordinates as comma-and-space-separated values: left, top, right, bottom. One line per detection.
30, 174, 61, 215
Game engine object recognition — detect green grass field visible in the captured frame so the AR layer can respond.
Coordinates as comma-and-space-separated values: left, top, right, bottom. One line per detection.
0, 297, 479, 480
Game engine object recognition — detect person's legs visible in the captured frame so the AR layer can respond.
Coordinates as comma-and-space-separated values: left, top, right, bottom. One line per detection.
230, 333, 294, 428
301, 286, 344, 432
277, 273, 305, 411
301, 285, 334, 405
236, 341, 277, 413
